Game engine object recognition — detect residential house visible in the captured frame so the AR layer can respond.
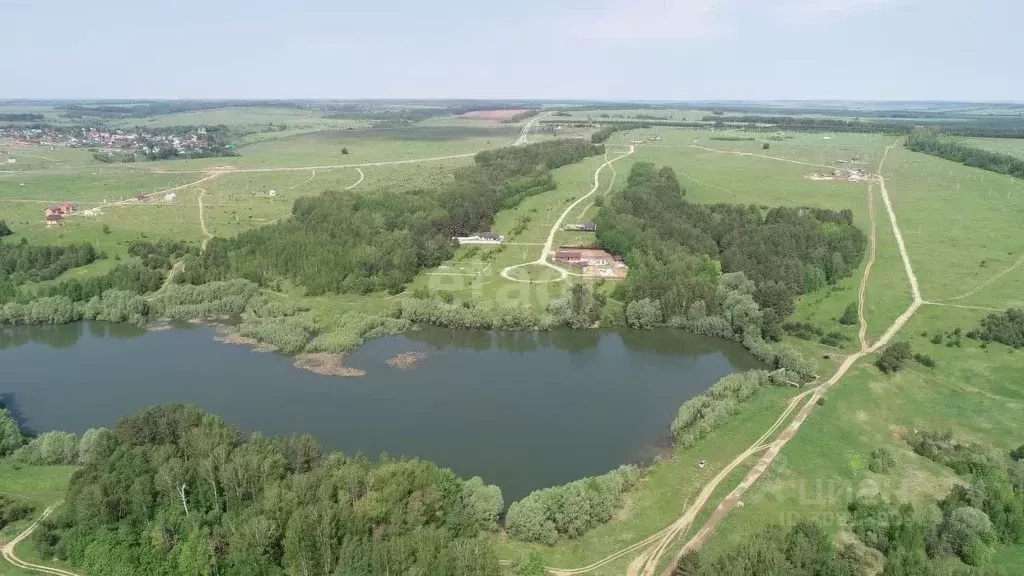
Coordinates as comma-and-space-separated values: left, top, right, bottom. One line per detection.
45, 214, 63, 227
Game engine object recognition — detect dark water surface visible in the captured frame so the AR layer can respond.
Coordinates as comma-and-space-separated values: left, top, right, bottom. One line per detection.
0, 323, 761, 502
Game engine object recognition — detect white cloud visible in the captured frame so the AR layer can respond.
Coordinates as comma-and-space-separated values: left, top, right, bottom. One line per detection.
569, 0, 727, 40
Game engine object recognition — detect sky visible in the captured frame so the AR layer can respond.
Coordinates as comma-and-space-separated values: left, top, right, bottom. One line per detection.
4, 0, 1021, 101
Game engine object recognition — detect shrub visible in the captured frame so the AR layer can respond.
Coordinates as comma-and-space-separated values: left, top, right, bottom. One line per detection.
931, 334, 944, 344
820, 331, 849, 348
506, 465, 641, 543
1011, 445, 1024, 461
0, 409, 24, 456
913, 353, 936, 368
462, 477, 504, 531
625, 298, 662, 330
14, 431, 79, 465
782, 321, 824, 341
839, 302, 858, 326
671, 371, 772, 447
0, 494, 33, 530
876, 341, 911, 374
868, 448, 897, 474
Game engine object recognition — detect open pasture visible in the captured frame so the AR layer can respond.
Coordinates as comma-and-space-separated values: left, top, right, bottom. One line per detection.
960, 136, 1024, 160
106, 106, 368, 130
883, 146, 1024, 308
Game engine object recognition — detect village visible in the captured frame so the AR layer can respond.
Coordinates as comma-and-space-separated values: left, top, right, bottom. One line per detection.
42, 191, 178, 227
0, 125, 233, 161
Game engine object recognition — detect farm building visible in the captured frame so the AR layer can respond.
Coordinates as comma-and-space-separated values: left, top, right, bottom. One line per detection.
553, 248, 628, 279
555, 251, 583, 263
135, 195, 150, 202
564, 222, 597, 232
82, 208, 103, 217
454, 233, 504, 245
45, 214, 63, 227
6, 158, 14, 164
164, 192, 177, 202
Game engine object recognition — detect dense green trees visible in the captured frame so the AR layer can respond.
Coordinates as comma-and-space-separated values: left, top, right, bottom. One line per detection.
0, 240, 99, 286
670, 370, 777, 447
907, 130, 1024, 179
0, 220, 12, 237
839, 302, 859, 326
0, 407, 24, 456
34, 405, 504, 576
596, 162, 865, 340
876, 341, 912, 374
183, 140, 602, 295
967, 308, 1024, 348
13, 430, 79, 465
505, 465, 640, 544
0, 494, 34, 531
679, 521, 861, 575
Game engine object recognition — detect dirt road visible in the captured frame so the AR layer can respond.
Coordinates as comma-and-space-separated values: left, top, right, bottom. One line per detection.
500, 146, 633, 284
538, 140, 919, 576
1, 505, 81, 576
515, 113, 546, 146
198, 188, 212, 250
655, 141, 922, 572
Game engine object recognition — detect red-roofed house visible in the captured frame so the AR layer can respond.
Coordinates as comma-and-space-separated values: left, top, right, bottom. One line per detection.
555, 251, 583, 263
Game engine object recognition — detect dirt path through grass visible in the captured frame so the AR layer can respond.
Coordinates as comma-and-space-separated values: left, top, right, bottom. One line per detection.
500, 146, 634, 284
858, 184, 878, 350
535, 139, 920, 576
1, 504, 81, 576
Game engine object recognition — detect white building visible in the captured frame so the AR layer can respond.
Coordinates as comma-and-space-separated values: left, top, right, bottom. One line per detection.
164, 192, 177, 202
269, 189, 278, 197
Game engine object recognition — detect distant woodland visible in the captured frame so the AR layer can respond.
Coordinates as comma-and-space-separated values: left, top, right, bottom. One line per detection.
907, 130, 1024, 178
596, 162, 866, 340
184, 140, 604, 294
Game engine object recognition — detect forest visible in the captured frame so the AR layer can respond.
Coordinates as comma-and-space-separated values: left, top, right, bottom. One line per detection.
595, 162, 866, 339
0, 239, 99, 287
906, 130, 1024, 179
182, 140, 603, 295
707, 115, 1024, 138
32, 405, 506, 576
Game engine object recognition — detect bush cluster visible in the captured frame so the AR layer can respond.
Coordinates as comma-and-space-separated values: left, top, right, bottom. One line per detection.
670, 371, 774, 447
876, 341, 912, 374
505, 465, 641, 544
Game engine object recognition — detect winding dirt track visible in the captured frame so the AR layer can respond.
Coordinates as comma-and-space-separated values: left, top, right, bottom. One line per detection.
1, 505, 82, 576
198, 188, 212, 250
500, 146, 634, 284
538, 140, 921, 576
858, 184, 878, 350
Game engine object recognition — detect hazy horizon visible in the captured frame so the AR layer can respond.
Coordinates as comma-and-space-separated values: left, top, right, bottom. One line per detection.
5, 0, 1022, 101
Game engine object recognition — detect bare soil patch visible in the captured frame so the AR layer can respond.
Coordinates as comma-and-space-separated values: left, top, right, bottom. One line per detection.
295, 352, 366, 377
460, 109, 529, 121
386, 351, 428, 370
214, 329, 278, 352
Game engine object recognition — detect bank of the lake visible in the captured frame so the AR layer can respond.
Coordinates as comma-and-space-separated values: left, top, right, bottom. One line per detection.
0, 323, 762, 503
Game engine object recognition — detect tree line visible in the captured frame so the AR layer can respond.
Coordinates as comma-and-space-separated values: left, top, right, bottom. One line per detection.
0, 239, 100, 287
707, 115, 1024, 138
907, 130, 1024, 179
678, 432, 1023, 575
0, 113, 44, 122
32, 404, 506, 576
595, 162, 866, 340
181, 140, 603, 295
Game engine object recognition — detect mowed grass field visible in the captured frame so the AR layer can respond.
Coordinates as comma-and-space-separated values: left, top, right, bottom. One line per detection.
0, 462, 77, 576
491, 128, 1024, 569
961, 136, 1024, 160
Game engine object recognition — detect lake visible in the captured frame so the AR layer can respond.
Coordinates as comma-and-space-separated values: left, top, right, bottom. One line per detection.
0, 323, 762, 503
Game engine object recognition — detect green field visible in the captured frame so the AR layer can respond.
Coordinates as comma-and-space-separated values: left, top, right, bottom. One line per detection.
3, 102, 1024, 574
